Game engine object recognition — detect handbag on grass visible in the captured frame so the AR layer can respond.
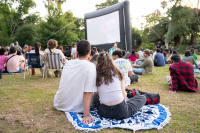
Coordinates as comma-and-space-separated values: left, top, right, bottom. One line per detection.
126, 89, 160, 105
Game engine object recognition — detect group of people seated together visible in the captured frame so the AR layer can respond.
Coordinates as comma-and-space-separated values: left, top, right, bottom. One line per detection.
0, 39, 199, 124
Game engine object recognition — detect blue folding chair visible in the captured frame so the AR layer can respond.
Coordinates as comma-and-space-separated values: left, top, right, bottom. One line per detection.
24, 53, 45, 79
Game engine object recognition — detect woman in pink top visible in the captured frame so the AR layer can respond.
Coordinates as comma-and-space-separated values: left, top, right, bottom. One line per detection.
128, 50, 139, 63
0, 48, 8, 72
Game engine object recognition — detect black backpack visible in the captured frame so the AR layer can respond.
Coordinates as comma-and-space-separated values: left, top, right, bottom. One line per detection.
126, 89, 160, 105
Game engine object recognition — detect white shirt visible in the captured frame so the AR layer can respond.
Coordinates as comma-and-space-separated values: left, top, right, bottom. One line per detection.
138, 50, 143, 59
114, 58, 132, 85
54, 59, 97, 112
71, 47, 77, 59
98, 76, 123, 104
44, 48, 65, 59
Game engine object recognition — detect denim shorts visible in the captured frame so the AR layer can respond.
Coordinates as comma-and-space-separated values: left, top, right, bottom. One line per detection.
16, 66, 23, 73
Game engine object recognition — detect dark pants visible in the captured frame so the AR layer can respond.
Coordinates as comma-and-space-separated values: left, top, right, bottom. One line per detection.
129, 74, 138, 83
92, 94, 147, 120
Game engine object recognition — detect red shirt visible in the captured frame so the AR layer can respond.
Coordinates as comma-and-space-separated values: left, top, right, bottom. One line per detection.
128, 54, 139, 62
169, 60, 198, 92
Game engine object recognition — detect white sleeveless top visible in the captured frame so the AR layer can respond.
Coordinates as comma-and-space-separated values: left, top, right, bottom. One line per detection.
97, 76, 124, 104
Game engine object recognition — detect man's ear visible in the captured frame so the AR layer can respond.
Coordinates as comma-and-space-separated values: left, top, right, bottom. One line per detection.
88, 50, 91, 54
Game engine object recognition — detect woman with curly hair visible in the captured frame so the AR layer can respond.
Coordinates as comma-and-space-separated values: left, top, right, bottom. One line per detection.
95, 53, 146, 120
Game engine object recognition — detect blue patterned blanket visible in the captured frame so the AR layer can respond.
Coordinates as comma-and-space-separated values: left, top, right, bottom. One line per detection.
65, 104, 171, 132
194, 69, 200, 73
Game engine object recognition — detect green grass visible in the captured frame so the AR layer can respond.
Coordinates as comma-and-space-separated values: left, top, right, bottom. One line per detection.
0, 58, 200, 133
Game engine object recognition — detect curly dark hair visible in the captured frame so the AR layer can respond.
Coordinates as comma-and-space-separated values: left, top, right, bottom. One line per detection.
96, 52, 124, 87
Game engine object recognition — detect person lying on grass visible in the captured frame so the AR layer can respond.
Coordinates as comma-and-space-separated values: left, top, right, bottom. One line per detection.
54, 40, 97, 125
93, 53, 146, 120
169, 54, 198, 93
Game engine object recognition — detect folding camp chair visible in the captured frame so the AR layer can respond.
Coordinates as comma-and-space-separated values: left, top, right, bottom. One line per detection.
44, 53, 64, 77
24, 53, 45, 79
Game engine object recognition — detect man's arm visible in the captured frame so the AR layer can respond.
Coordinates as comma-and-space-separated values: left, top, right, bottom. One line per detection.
81, 92, 94, 125
128, 71, 133, 77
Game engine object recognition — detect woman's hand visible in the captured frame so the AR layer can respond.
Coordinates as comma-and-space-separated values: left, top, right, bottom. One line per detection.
81, 116, 94, 125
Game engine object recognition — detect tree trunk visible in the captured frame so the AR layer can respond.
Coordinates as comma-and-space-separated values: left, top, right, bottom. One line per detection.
174, 35, 181, 45
190, 34, 197, 45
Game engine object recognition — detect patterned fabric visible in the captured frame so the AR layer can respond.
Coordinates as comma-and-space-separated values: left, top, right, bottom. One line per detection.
169, 60, 198, 92
65, 104, 171, 132
44, 53, 63, 69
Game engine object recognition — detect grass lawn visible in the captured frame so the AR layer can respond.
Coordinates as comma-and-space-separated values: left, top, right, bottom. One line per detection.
0, 58, 200, 133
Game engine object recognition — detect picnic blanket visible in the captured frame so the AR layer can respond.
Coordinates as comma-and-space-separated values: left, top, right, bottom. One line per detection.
194, 69, 200, 73
65, 104, 171, 132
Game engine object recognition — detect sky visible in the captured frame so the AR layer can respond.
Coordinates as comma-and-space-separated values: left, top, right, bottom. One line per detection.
29, 0, 199, 29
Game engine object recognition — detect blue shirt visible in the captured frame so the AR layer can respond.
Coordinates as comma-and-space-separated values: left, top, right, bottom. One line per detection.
154, 53, 165, 66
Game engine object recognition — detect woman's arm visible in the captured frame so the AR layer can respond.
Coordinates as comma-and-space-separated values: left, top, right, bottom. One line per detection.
121, 79, 127, 100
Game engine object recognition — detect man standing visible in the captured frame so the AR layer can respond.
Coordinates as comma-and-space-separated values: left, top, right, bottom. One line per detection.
155, 41, 162, 49
71, 40, 79, 59
138, 49, 143, 59
154, 49, 165, 66
14, 41, 22, 52
54, 40, 97, 124
168, 54, 198, 93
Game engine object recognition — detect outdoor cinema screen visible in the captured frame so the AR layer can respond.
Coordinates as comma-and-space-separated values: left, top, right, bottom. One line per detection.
86, 11, 120, 45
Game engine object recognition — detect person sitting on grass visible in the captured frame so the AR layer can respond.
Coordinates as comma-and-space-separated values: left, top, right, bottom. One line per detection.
168, 54, 198, 93
190, 48, 197, 60
133, 50, 153, 75
182, 50, 197, 68
113, 50, 138, 86
154, 49, 165, 66
0, 48, 8, 73
6, 47, 25, 73
93, 52, 146, 120
128, 50, 139, 63
54, 40, 97, 125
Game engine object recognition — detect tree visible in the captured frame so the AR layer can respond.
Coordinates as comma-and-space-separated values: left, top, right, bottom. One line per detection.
37, 4, 78, 48
95, 0, 121, 10
15, 24, 36, 46
23, 13, 41, 25
73, 17, 85, 39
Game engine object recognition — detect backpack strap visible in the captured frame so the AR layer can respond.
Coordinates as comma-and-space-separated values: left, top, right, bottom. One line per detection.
6, 55, 15, 63
49, 48, 53, 53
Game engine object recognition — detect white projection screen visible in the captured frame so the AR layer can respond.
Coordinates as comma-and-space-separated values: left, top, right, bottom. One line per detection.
86, 11, 120, 45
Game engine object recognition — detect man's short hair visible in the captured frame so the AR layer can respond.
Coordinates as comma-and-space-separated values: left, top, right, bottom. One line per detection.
121, 50, 126, 56
91, 50, 96, 56
144, 49, 150, 56
112, 50, 122, 58
68, 45, 72, 50
140, 49, 143, 51
77, 40, 91, 57
156, 49, 160, 53
10, 47, 16, 54
14, 41, 18, 45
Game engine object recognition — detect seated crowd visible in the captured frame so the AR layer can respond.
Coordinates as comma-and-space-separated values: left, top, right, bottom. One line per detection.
0, 39, 199, 124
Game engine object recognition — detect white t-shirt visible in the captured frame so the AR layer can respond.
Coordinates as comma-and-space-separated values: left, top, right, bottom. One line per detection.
114, 58, 132, 85
44, 48, 65, 59
54, 59, 97, 112
71, 47, 77, 59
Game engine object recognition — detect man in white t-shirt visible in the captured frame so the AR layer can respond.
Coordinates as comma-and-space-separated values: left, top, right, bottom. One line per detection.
113, 50, 133, 86
54, 40, 97, 124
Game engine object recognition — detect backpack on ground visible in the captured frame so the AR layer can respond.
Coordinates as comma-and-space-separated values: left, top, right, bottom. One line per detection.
126, 89, 160, 105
